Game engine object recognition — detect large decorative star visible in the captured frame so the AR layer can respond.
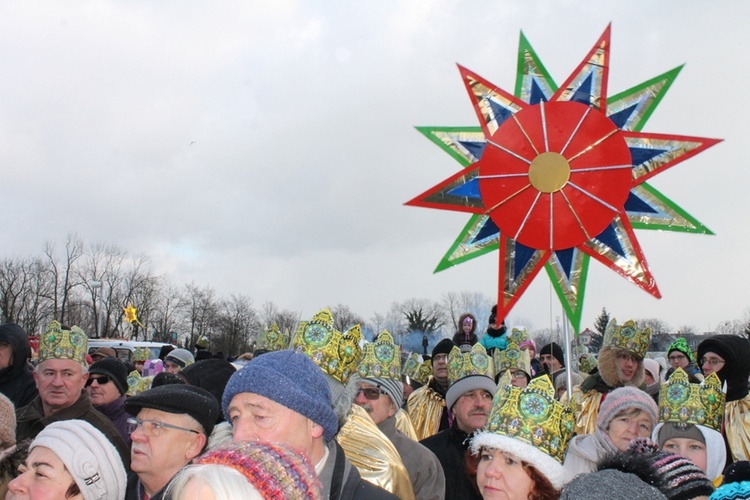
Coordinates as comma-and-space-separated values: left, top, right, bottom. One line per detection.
406, 26, 720, 331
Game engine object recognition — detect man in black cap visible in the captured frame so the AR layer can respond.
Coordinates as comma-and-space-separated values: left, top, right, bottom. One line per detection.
539, 342, 583, 400
407, 338, 455, 440
86, 357, 131, 446
124, 384, 220, 500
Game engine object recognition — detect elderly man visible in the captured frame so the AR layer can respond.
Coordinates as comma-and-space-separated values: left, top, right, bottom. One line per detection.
569, 318, 651, 434
420, 344, 496, 500
407, 338, 454, 440
124, 383, 219, 500
223, 349, 397, 499
15, 321, 129, 467
86, 356, 131, 445
355, 332, 446, 499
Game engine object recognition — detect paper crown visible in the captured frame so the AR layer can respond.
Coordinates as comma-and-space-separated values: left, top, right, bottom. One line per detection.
508, 327, 530, 344
358, 331, 401, 380
578, 353, 598, 373
447, 344, 494, 385
482, 375, 574, 463
257, 324, 291, 352
493, 341, 531, 377
132, 347, 151, 362
659, 368, 725, 432
38, 321, 88, 366
603, 318, 651, 359
402, 353, 432, 385
289, 308, 363, 384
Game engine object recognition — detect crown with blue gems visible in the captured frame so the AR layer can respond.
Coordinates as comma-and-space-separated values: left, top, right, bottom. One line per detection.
358, 330, 401, 380
132, 347, 151, 362
256, 323, 291, 352
38, 321, 88, 366
602, 318, 651, 359
492, 341, 531, 377
482, 375, 574, 463
402, 353, 432, 385
658, 368, 724, 432
447, 343, 494, 384
289, 308, 363, 384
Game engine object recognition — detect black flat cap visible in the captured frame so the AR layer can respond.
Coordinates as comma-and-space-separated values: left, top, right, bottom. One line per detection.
124, 384, 220, 436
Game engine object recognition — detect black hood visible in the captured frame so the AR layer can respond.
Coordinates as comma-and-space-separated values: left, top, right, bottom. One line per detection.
697, 334, 750, 401
0, 323, 31, 384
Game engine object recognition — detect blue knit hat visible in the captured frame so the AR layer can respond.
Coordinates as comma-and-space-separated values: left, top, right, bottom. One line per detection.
222, 350, 339, 442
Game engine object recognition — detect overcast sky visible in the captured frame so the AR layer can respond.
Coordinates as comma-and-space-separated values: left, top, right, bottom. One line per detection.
0, 1, 746, 334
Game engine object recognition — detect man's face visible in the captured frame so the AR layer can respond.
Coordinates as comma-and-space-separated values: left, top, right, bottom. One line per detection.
700, 353, 725, 376
452, 389, 492, 433
33, 359, 88, 414
86, 373, 121, 406
354, 382, 396, 425
228, 392, 323, 460
432, 353, 448, 384
509, 370, 529, 389
130, 408, 204, 478
615, 351, 639, 383
668, 351, 690, 370
164, 361, 181, 374
0, 340, 13, 370
540, 354, 561, 373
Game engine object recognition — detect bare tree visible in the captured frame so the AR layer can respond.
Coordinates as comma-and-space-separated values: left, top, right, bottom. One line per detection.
214, 294, 261, 356
182, 283, 218, 349
259, 301, 300, 338
0, 257, 54, 332
636, 318, 671, 336
441, 291, 493, 333
328, 303, 365, 332
42, 234, 85, 324
400, 298, 447, 336
150, 282, 186, 343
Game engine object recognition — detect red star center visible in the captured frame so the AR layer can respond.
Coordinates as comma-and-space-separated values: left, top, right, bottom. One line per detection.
479, 101, 632, 250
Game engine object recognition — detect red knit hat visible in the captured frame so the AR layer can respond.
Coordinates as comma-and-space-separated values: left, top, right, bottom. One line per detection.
195, 442, 322, 499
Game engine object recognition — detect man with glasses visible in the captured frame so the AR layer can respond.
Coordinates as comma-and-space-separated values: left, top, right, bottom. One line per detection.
698, 335, 750, 462
124, 383, 219, 500
354, 333, 446, 499
665, 337, 703, 381
87, 356, 131, 445
421, 345, 496, 500
15, 321, 129, 468
407, 338, 455, 440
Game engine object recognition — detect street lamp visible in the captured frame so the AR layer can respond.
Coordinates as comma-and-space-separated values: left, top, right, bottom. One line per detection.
91, 280, 102, 338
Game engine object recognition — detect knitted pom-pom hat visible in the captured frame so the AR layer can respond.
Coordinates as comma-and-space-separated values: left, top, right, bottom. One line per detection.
195, 441, 322, 499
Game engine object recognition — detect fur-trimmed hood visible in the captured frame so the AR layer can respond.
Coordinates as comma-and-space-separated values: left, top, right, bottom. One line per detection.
597, 346, 645, 389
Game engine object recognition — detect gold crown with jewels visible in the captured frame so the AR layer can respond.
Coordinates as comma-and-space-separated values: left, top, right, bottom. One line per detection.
38, 321, 88, 366
447, 343, 494, 385
402, 353, 432, 385
289, 308, 363, 384
659, 368, 724, 432
132, 347, 151, 362
358, 331, 401, 380
483, 375, 574, 463
493, 341, 531, 377
508, 327, 530, 345
256, 323, 291, 352
603, 318, 651, 359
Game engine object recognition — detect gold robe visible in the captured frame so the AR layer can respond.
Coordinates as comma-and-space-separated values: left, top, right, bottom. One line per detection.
569, 386, 604, 436
395, 408, 418, 441
407, 383, 446, 441
337, 404, 415, 500
725, 394, 750, 461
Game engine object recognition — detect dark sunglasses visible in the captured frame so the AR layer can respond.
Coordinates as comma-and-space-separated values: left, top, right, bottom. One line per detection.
85, 375, 111, 387
356, 387, 387, 400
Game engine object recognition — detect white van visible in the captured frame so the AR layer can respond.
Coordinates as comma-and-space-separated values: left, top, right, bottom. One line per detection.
87, 339, 176, 363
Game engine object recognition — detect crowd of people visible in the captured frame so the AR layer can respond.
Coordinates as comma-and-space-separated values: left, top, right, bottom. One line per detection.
0, 310, 749, 499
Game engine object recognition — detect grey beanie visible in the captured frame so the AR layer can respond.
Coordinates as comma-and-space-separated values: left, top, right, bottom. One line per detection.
30, 420, 127, 500
657, 422, 705, 446
360, 376, 404, 410
165, 348, 195, 368
560, 469, 667, 500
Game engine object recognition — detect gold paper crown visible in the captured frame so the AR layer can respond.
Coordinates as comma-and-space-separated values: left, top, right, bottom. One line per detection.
447, 344, 494, 385
658, 368, 725, 432
256, 324, 290, 352
402, 353, 432, 385
493, 341, 531, 377
508, 327, 530, 345
289, 308, 363, 384
38, 321, 88, 366
483, 375, 574, 463
132, 347, 151, 362
358, 331, 401, 380
603, 318, 651, 359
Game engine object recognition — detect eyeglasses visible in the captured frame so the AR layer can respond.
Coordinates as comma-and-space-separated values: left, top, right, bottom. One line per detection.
668, 354, 687, 361
509, 370, 528, 379
126, 417, 200, 436
85, 375, 111, 387
616, 352, 639, 363
356, 387, 387, 400
700, 357, 725, 367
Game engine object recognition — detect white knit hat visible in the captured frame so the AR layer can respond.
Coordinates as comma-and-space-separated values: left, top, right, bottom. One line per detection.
30, 420, 126, 500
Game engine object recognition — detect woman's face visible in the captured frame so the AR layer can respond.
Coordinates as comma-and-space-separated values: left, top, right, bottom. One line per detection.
607, 409, 654, 451
476, 448, 534, 500
662, 437, 708, 473
6, 446, 81, 500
